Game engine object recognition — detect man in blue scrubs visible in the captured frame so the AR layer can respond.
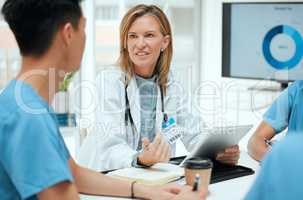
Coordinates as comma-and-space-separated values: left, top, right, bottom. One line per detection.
245, 133, 303, 200
247, 81, 303, 161
0, 79, 74, 200
0, 0, 204, 199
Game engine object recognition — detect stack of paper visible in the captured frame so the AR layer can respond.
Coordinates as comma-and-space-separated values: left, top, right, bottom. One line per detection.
108, 163, 184, 186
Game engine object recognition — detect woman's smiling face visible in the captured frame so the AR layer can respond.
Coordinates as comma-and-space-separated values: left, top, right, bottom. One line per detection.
127, 15, 170, 77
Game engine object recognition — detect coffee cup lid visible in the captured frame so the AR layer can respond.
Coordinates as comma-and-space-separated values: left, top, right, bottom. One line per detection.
183, 157, 213, 169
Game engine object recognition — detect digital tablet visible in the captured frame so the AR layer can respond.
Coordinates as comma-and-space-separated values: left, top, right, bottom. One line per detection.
181, 125, 253, 165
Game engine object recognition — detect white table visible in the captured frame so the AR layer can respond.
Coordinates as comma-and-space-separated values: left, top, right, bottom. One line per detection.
80, 152, 259, 200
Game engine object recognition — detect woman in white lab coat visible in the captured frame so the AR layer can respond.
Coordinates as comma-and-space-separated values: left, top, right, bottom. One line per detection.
79, 4, 240, 171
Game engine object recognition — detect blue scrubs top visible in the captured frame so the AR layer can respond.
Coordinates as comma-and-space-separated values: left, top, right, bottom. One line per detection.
245, 133, 303, 200
263, 81, 303, 133
0, 80, 73, 200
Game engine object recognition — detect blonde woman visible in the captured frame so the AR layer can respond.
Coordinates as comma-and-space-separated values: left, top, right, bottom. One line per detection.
79, 4, 240, 171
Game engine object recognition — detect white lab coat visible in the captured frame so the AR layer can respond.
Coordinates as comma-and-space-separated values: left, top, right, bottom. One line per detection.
78, 66, 206, 171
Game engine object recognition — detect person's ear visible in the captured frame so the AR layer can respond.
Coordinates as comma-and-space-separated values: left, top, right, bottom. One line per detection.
61, 23, 74, 46
161, 35, 171, 51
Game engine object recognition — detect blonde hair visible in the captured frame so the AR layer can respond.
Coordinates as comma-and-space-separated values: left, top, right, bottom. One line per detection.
118, 4, 173, 94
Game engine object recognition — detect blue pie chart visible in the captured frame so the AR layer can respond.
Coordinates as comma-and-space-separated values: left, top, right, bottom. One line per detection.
262, 25, 303, 70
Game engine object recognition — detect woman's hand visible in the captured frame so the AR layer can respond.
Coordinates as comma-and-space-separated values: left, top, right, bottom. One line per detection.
148, 184, 181, 200
172, 185, 206, 200
138, 134, 171, 166
216, 145, 240, 165
146, 184, 206, 200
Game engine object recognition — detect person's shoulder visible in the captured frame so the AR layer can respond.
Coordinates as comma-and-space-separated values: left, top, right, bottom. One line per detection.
275, 81, 303, 100
0, 80, 22, 118
0, 104, 56, 145
293, 80, 303, 86
0, 80, 53, 125
288, 81, 303, 93
245, 134, 302, 200
9, 101, 54, 125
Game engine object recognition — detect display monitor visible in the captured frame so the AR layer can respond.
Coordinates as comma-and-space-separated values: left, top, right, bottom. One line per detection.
222, 2, 303, 87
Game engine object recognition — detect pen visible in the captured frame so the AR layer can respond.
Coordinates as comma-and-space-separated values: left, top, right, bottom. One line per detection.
192, 174, 201, 191
264, 138, 273, 146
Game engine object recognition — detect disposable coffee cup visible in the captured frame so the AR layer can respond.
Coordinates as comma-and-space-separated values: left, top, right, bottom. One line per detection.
183, 157, 213, 190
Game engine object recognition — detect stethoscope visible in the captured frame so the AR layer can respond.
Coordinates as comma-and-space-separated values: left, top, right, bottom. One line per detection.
124, 77, 168, 130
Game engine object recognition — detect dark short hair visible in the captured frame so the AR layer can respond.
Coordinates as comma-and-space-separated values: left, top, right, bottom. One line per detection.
1, 0, 83, 57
